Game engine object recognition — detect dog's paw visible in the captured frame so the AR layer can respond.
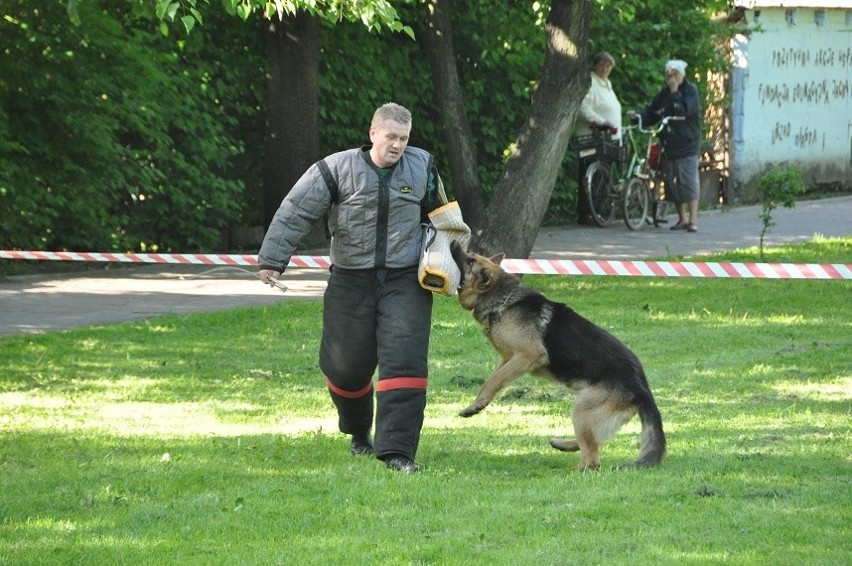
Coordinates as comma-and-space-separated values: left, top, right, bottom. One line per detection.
459, 404, 484, 418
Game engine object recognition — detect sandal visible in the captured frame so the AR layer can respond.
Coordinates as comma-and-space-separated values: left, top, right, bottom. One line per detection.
687, 224, 698, 233
670, 222, 688, 231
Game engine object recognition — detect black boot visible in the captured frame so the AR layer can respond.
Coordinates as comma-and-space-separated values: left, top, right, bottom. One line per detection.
350, 433, 374, 456
384, 455, 419, 473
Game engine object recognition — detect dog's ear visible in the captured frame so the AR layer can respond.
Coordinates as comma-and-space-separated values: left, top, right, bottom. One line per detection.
489, 252, 505, 265
476, 269, 495, 291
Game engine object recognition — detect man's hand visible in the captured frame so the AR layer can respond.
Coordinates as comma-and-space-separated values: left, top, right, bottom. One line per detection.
258, 269, 286, 292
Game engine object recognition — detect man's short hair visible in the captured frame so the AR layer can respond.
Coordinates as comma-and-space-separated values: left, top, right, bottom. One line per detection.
372, 102, 412, 127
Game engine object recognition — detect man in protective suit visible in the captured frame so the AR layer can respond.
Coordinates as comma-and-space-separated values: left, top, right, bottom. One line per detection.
258, 102, 447, 473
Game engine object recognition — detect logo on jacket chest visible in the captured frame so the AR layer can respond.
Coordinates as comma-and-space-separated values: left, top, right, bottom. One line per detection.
400, 186, 413, 194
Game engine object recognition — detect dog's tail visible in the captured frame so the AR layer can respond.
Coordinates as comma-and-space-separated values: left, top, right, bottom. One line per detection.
634, 389, 666, 467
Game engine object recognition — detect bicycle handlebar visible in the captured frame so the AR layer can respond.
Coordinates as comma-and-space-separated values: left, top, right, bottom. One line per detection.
632, 114, 684, 135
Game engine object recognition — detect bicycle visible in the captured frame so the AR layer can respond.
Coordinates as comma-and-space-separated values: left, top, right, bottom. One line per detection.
580, 115, 683, 230
571, 126, 623, 228
630, 115, 685, 229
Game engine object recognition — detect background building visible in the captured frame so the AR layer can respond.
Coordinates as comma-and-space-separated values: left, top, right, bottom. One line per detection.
731, 1, 851, 198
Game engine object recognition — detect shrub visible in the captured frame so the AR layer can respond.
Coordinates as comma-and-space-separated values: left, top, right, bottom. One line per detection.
757, 166, 807, 260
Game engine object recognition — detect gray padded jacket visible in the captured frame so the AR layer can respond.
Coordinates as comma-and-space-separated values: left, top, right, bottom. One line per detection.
258, 145, 438, 273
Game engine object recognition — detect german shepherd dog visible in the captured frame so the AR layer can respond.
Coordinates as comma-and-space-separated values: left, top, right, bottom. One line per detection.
450, 241, 665, 470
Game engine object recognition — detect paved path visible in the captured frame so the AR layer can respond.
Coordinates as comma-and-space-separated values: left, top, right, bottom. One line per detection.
531, 195, 850, 260
1, 196, 849, 336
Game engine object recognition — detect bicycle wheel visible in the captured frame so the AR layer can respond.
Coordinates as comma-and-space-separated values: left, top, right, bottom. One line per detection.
623, 177, 649, 231
585, 161, 616, 227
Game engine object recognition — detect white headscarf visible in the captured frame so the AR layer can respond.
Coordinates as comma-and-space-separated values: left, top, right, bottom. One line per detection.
665, 59, 688, 76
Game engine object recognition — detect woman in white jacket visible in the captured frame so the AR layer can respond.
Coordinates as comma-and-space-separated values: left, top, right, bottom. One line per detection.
574, 51, 622, 225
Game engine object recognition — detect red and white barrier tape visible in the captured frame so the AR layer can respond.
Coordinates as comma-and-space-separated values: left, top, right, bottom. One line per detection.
1, 250, 849, 280
499, 258, 851, 279
0, 250, 261, 266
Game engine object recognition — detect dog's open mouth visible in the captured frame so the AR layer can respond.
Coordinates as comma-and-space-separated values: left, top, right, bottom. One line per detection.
450, 240, 466, 288
455, 267, 466, 290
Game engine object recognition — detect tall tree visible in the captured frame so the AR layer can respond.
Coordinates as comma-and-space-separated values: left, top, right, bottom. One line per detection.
470, 0, 591, 257
261, 12, 327, 247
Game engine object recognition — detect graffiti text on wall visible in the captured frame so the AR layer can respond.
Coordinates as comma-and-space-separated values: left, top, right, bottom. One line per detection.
771, 47, 852, 68
757, 47, 850, 147
761, 47, 852, 106
771, 122, 823, 147
758, 80, 850, 107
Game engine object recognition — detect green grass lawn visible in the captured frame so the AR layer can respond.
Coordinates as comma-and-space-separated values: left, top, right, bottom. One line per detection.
1, 238, 850, 565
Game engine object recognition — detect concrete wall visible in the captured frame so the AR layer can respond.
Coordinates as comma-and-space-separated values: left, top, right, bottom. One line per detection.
731, 7, 851, 198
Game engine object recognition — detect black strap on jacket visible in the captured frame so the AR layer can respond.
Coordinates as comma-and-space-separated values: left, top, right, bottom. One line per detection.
316, 159, 339, 204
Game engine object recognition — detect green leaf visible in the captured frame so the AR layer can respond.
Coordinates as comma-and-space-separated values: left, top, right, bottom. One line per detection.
236, 3, 252, 20
167, 2, 180, 21
181, 15, 196, 34
67, 0, 81, 26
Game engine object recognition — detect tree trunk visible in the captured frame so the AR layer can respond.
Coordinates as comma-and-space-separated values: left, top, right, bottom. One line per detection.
471, 0, 591, 258
261, 12, 327, 249
419, 0, 484, 230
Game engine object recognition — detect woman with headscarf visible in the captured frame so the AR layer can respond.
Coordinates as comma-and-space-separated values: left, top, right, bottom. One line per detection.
629, 59, 702, 232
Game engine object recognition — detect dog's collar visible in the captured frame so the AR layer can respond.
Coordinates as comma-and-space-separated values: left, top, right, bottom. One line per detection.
478, 286, 524, 329
499, 287, 524, 311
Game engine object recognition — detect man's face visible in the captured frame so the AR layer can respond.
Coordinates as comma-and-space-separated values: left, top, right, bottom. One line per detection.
369, 119, 411, 168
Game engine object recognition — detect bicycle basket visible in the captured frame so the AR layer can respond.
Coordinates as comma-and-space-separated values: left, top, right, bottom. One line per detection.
570, 133, 598, 158
597, 135, 627, 163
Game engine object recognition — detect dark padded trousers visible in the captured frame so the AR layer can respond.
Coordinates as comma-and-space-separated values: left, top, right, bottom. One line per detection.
319, 265, 433, 461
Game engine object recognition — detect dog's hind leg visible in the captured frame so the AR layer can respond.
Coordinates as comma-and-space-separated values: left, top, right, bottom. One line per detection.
571, 387, 637, 471
571, 417, 601, 471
